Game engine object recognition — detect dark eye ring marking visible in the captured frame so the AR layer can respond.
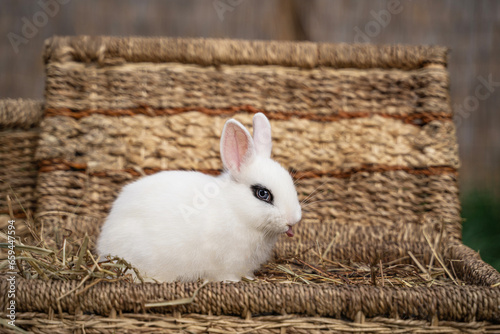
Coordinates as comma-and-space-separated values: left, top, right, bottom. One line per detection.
251, 185, 274, 205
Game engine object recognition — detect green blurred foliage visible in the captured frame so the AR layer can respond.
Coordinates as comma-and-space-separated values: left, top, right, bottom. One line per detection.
461, 189, 500, 271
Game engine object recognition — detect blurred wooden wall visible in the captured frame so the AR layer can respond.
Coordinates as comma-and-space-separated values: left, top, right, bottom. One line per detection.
1, 0, 499, 196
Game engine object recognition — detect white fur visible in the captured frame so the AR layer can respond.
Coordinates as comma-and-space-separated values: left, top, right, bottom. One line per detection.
97, 113, 301, 282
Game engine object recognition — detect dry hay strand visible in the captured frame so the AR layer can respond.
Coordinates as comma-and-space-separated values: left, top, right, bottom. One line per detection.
0, 195, 141, 285
252, 253, 463, 287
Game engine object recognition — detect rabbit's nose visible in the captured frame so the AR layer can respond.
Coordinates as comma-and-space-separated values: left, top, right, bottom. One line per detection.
293, 207, 302, 224
287, 209, 301, 227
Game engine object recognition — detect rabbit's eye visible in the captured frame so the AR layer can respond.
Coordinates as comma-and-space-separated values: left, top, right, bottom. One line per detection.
251, 185, 274, 205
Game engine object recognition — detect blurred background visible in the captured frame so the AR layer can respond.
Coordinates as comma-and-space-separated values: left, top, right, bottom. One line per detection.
1, 0, 499, 269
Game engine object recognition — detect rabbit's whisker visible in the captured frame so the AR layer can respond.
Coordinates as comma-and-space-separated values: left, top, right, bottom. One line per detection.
301, 190, 325, 206
300, 180, 329, 207
293, 174, 308, 187
301, 199, 331, 209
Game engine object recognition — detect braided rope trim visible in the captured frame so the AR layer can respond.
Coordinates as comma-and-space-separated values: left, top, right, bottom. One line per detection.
43, 36, 448, 69
45, 106, 452, 126
37, 158, 457, 178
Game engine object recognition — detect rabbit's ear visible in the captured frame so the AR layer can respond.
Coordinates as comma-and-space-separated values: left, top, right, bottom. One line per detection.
252, 113, 272, 158
221, 119, 255, 173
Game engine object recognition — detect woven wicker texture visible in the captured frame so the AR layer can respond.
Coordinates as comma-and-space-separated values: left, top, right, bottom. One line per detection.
2, 37, 498, 332
2, 242, 499, 333
1, 275, 499, 321
43, 36, 448, 69
44, 63, 451, 115
36, 113, 459, 171
0, 99, 43, 216
2, 312, 499, 334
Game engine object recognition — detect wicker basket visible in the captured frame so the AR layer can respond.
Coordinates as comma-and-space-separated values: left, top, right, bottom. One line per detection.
0, 99, 43, 216
1, 36, 499, 333
0, 99, 43, 254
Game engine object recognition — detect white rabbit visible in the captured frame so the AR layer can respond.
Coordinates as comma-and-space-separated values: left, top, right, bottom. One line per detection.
97, 113, 301, 282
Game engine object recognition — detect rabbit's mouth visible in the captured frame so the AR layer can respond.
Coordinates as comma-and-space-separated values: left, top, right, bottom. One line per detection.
285, 225, 294, 237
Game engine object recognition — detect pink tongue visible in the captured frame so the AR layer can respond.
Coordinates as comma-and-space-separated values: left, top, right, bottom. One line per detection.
286, 226, 294, 237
